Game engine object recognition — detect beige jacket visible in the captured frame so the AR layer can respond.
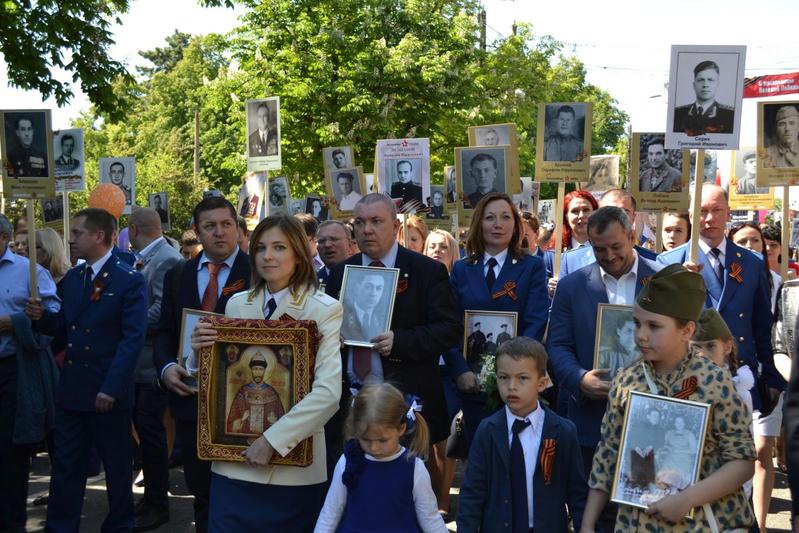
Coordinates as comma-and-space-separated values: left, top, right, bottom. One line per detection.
212, 285, 343, 486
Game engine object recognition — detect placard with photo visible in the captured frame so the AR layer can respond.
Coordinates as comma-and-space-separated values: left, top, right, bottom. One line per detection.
535, 103, 592, 182
756, 101, 799, 186
631, 133, 690, 212
468, 123, 520, 194
267, 175, 290, 215
587, 155, 620, 192
237, 172, 266, 230
593, 304, 638, 380
323, 146, 355, 172
245, 97, 281, 171
455, 146, 512, 226
375, 138, 430, 210
444, 165, 457, 208
148, 192, 171, 231
538, 199, 556, 225
513, 177, 538, 212
729, 148, 774, 210
0, 109, 55, 198
305, 196, 329, 222
462, 310, 518, 375
99, 157, 136, 214
340, 265, 400, 348
53, 127, 85, 192
665, 45, 746, 150
425, 185, 449, 222
42, 194, 64, 231
326, 166, 366, 219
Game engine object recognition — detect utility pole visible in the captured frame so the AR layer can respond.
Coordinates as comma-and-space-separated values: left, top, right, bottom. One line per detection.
193, 110, 200, 186
479, 9, 486, 53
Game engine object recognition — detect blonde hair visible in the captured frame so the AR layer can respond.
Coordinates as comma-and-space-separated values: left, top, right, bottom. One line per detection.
423, 229, 458, 273
36, 228, 70, 282
345, 383, 430, 460
397, 215, 429, 252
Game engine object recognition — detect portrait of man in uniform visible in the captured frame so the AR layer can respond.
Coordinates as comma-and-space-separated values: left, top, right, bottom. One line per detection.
5, 113, 49, 178
640, 138, 682, 193
99, 157, 137, 214
55, 133, 80, 172
426, 187, 448, 220
108, 162, 132, 203
465, 321, 486, 367
764, 104, 799, 168
543, 104, 585, 162
269, 177, 288, 210
247, 102, 278, 157
148, 193, 170, 225
226, 350, 286, 436
389, 160, 423, 205
673, 60, 735, 136
736, 151, 767, 194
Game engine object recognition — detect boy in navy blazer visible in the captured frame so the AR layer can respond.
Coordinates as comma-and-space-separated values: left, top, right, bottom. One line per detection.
458, 338, 586, 533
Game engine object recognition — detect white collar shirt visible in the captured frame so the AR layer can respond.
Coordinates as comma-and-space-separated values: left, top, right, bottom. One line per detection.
699, 238, 726, 280
505, 404, 545, 527
483, 248, 508, 278
263, 286, 290, 317
599, 252, 640, 305
362, 241, 399, 269
88, 248, 114, 280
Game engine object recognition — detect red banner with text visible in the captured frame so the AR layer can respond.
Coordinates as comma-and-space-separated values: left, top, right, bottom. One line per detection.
743, 72, 799, 98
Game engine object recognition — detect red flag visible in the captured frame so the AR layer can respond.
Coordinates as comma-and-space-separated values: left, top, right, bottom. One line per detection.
743, 72, 799, 98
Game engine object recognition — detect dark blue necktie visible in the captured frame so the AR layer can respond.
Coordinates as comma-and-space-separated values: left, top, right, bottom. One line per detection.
265, 297, 277, 319
511, 418, 531, 533
711, 247, 724, 283
486, 257, 498, 291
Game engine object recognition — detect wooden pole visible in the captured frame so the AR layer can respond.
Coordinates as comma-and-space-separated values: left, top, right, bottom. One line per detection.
553, 182, 566, 277
655, 212, 664, 253
61, 192, 70, 256
688, 150, 705, 264
402, 214, 408, 247
782, 186, 790, 281
26, 199, 38, 299
194, 110, 200, 186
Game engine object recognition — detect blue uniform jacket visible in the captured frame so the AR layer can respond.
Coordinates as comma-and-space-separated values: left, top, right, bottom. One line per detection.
38, 253, 147, 411
657, 240, 782, 405
445, 253, 549, 376
547, 257, 661, 448
457, 405, 587, 533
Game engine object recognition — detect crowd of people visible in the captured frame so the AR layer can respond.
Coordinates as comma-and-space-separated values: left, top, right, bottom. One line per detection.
1, 184, 798, 533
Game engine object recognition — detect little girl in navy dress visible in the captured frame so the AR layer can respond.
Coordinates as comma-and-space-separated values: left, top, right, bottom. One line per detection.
315, 383, 447, 532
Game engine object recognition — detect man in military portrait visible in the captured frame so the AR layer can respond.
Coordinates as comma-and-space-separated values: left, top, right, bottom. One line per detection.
673, 60, 735, 136
467, 153, 500, 208
6, 115, 48, 177
640, 138, 682, 192
389, 160, 423, 205
496, 323, 512, 346
108, 161, 132, 204
736, 151, 767, 194
55, 133, 80, 173
764, 104, 799, 168
466, 322, 486, 368
341, 271, 388, 344
543, 105, 585, 162
247, 102, 278, 157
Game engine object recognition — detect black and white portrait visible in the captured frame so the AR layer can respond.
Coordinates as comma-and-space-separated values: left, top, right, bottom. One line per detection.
42, 195, 64, 223
2, 110, 50, 178
340, 265, 400, 347
637, 134, 684, 193
426, 185, 448, 220
456, 147, 509, 210
542, 104, 587, 162
289, 199, 305, 215
386, 158, 423, 205
375, 138, 431, 209
323, 146, 354, 171
463, 310, 517, 374
587, 155, 620, 192
328, 167, 364, 212
612, 392, 711, 511
99, 157, 136, 215
761, 103, 799, 169
148, 192, 171, 230
666, 45, 746, 150
246, 97, 281, 171
53, 128, 85, 192
688, 150, 719, 190
734, 150, 766, 195
538, 199, 555, 225
513, 178, 538, 212
268, 175, 290, 215
305, 196, 329, 222
445, 165, 456, 203
594, 304, 638, 380
237, 172, 266, 221
474, 125, 511, 147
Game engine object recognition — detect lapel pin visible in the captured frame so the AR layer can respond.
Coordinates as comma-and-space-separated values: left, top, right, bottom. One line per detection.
736, 252, 741, 258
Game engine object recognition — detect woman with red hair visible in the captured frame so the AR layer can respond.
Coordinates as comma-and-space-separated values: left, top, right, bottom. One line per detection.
560, 190, 598, 251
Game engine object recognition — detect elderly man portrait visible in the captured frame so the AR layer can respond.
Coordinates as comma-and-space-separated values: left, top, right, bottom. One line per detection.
544, 105, 585, 162
248, 102, 278, 157
640, 138, 682, 193
389, 160, 423, 205
336, 172, 362, 211
316, 220, 355, 285
55, 133, 80, 173
7, 115, 48, 177
765, 104, 799, 168
466, 153, 500, 208
673, 60, 735, 136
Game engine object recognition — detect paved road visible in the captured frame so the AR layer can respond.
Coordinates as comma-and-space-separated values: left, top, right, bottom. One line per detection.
25, 454, 793, 531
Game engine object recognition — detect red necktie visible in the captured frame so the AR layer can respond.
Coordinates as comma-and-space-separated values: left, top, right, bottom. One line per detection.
201, 263, 222, 312
369, 260, 385, 268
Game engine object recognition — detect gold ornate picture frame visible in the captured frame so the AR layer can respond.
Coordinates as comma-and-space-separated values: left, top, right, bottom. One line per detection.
197, 316, 320, 466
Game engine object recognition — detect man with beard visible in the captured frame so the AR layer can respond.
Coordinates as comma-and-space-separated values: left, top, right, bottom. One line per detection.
226, 352, 285, 434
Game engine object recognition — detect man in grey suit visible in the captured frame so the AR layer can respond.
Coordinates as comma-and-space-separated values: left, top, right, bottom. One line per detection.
127, 208, 183, 531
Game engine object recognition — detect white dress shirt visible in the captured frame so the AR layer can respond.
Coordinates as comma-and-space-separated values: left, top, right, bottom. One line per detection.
88, 248, 114, 280
483, 248, 508, 278
505, 403, 545, 527
599, 252, 639, 305
571, 237, 589, 249
698, 238, 726, 283
263, 286, 290, 317
196, 247, 239, 301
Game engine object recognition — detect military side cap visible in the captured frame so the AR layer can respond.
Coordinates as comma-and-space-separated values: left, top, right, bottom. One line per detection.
636, 264, 706, 321
693, 308, 732, 342
776, 105, 799, 123
742, 150, 755, 162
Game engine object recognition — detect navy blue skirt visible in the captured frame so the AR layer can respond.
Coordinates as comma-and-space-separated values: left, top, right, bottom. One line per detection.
209, 472, 327, 532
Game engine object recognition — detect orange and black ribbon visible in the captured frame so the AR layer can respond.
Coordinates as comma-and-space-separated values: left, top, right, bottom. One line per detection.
222, 278, 246, 296
674, 376, 698, 400
90, 279, 105, 302
492, 281, 518, 301
729, 262, 743, 283
397, 279, 409, 294
539, 439, 556, 485
640, 276, 650, 287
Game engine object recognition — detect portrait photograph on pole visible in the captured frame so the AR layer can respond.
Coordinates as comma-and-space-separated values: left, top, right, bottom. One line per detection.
148, 192, 171, 231
0, 109, 55, 198
455, 145, 512, 226
245, 96, 281, 171
322, 146, 355, 172
757, 100, 799, 186
98, 156, 136, 214
325, 166, 365, 219
631, 132, 690, 212
375, 138, 430, 210
53, 127, 85, 193
729, 148, 774, 211
534, 102, 592, 182
467, 123, 520, 193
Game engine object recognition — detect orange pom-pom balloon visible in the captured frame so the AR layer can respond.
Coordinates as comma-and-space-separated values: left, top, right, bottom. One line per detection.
88, 183, 126, 219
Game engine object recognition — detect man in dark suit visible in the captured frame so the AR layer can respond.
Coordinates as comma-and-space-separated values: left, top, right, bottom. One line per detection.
26, 208, 148, 532
326, 193, 462, 447
389, 160, 423, 205
55, 133, 80, 173
152, 194, 169, 224
153, 196, 250, 533
248, 102, 278, 157
547, 206, 662, 533
673, 60, 735, 136
316, 220, 354, 285
786, 325, 799, 532
128, 208, 182, 531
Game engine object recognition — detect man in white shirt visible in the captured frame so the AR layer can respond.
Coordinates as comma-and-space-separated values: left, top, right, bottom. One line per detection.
337, 172, 362, 211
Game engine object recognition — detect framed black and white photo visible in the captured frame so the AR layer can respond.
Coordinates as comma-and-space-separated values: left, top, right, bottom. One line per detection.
612, 391, 711, 513
756, 101, 799, 186
148, 192, 171, 231
587, 155, 620, 192
53, 127, 85, 192
538, 199, 556, 225
535, 103, 592, 183
326, 166, 365, 219
179, 308, 224, 379
42, 194, 64, 224
289, 198, 306, 215
426, 185, 449, 221
340, 265, 400, 348
665, 45, 746, 150
462, 310, 518, 374
305, 196, 329, 222
267, 175, 290, 215
245, 96, 281, 171
593, 304, 638, 380
444, 165, 457, 206
99, 157, 136, 215
323, 146, 355, 172
513, 177, 538, 212
468, 123, 521, 194
237, 172, 266, 230
455, 146, 511, 226
631, 133, 690, 212
729, 148, 773, 210
0, 109, 55, 199
375, 138, 431, 210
